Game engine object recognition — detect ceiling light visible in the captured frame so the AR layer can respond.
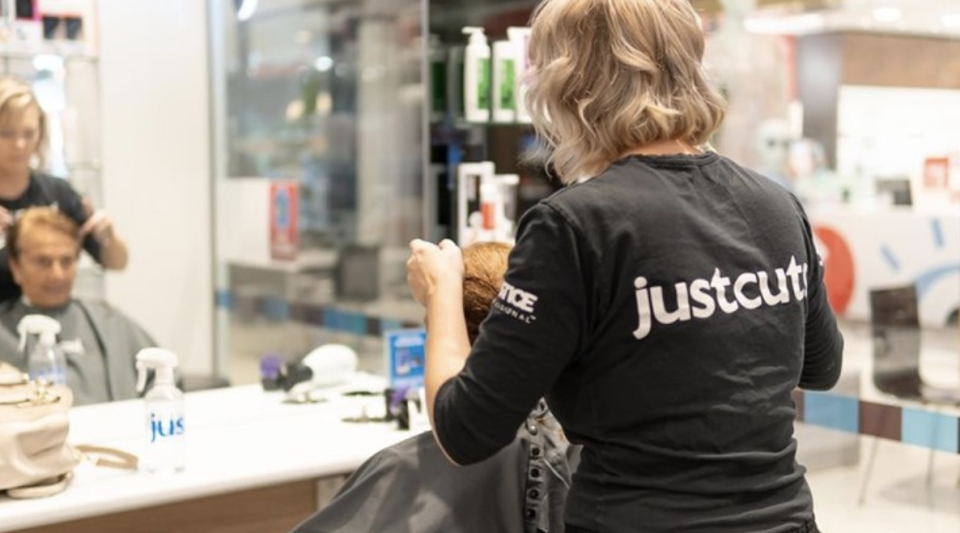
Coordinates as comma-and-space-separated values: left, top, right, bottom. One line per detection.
942, 13, 960, 29
743, 13, 825, 35
871, 7, 901, 23
236, 0, 258, 22
314, 56, 334, 72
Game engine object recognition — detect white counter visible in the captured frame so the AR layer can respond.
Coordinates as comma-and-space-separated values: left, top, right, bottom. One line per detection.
0, 375, 418, 532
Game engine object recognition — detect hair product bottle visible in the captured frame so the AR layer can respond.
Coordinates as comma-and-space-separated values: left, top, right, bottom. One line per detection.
462, 26, 490, 123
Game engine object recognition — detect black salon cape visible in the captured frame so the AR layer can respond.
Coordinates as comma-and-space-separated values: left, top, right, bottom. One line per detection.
290, 402, 578, 533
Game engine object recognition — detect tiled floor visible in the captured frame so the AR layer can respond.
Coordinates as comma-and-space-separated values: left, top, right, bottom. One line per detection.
797, 322, 960, 532
808, 438, 960, 532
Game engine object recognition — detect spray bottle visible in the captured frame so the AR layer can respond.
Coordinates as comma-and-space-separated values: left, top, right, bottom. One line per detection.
18, 315, 66, 385
136, 348, 185, 473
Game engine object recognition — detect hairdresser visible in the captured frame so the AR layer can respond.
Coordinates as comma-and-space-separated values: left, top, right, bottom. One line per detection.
407, 1, 843, 532
0, 76, 127, 302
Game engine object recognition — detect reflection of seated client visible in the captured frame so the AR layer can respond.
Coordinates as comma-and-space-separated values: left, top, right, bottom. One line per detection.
0, 207, 155, 406
292, 242, 578, 533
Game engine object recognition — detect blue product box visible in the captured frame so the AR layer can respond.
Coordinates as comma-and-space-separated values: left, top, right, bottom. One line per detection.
384, 328, 426, 390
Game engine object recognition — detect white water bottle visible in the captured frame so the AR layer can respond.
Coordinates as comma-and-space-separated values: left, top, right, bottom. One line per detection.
19, 315, 66, 385
136, 348, 186, 473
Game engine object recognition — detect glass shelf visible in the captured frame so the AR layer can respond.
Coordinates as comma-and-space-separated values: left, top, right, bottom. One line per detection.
0, 41, 97, 61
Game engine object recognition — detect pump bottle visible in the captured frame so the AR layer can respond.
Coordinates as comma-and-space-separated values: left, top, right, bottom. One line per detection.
462, 26, 490, 123
136, 348, 186, 473
18, 315, 66, 385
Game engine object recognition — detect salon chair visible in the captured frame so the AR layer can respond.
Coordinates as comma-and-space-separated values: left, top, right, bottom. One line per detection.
857, 284, 960, 505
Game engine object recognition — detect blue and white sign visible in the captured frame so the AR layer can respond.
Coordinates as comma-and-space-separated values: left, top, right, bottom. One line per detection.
384, 328, 426, 390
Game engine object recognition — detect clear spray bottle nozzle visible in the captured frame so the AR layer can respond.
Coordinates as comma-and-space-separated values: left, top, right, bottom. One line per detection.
17, 314, 61, 352
136, 348, 179, 393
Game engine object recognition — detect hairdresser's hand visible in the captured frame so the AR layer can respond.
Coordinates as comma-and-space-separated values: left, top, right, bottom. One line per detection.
78, 197, 116, 247
406, 239, 463, 307
0, 206, 11, 233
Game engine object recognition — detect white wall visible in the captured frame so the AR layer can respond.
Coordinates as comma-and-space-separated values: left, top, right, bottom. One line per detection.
98, 0, 213, 375
216, 179, 271, 267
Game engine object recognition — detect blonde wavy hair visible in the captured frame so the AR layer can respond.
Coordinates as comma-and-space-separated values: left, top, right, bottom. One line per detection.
0, 76, 48, 169
524, 0, 726, 183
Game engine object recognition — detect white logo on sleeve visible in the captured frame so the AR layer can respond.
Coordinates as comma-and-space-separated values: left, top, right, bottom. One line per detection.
58, 338, 85, 357
494, 281, 539, 324
632, 255, 809, 340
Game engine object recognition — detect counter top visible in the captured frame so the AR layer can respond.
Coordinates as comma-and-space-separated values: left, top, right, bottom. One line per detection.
0, 374, 420, 532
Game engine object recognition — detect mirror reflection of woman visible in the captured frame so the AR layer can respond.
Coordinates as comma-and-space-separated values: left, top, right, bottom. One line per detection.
0, 76, 128, 303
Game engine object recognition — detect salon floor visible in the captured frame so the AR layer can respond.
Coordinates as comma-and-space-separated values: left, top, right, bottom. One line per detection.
806, 438, 960, 533
800, 321, 960, 532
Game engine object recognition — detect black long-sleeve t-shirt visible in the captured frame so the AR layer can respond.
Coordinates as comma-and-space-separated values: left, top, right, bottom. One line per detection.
435, 152, 843, 533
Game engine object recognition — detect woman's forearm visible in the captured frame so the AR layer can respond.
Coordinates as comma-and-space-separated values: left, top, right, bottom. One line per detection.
100, 236, 129, 270
424, 285, 471, 443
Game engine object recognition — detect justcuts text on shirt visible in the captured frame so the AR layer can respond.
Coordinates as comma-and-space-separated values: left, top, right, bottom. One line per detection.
633, 256, 810, 340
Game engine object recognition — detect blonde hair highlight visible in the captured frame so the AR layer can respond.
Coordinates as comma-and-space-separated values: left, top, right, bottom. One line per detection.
524, 0, 726, 183
0, 76, 48, 169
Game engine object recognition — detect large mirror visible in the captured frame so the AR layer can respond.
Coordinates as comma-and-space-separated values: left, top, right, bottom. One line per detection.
210, 0, 426, 386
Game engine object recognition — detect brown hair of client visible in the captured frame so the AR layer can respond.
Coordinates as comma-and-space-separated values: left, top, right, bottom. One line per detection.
7, 207, 80, 261
462, 242, 511, 345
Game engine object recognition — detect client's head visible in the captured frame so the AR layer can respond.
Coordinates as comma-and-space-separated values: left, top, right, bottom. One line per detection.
7, 207, 80, 308
462, 242, 512, 344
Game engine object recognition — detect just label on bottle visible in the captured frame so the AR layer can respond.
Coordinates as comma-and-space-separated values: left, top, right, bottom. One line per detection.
148, 412, 185, 443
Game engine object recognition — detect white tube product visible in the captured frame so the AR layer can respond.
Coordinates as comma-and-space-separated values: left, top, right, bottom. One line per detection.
462, 26, 490, 123
507, 27, 532, 123
456, 161, 496, 246
494, 173, 520, 243
491, 40, 516, 123
479, 174, 499, 241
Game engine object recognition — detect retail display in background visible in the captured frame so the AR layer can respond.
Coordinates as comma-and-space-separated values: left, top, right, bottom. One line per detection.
433, 26, 533, 124
269, 180, 299, 261
37, 0, 86, 41
136, 348, 186, 474
0, 0, 97, 47
455, 161, 519, 246
456, 162, 487, 246
427, 20, 550, 244
15, 0, 39, 20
